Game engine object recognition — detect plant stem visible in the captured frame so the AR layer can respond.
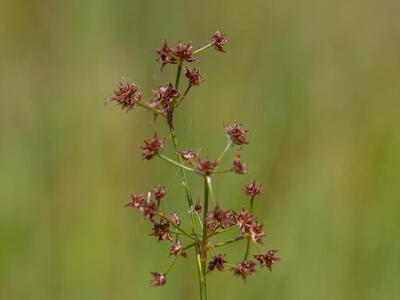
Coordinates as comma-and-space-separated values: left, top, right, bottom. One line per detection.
217, 140, 233, 163
175, 85, 192, 108
164, 255, 178, 275
136, 102, 164, 116
157, 212, 198, 242
157, 153, 195, 172
193, 43, 213, 54
171, 61, 206, 300
175, 60, 183, 89
205, 176, 216, 204
243, 197, 255, 260
201, 176, 210, 295
212, 236, 244, 248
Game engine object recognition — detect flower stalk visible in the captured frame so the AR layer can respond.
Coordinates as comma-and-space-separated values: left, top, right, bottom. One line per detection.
106, 30, 280, 299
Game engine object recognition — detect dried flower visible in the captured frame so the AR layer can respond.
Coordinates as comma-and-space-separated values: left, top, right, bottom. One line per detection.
107, 82, 142, 111
154, 186, 166, 200
150, 272, 166, 287
254, 250, 280, 272
152, 219, 173, 241
153, 83, 180, 109
208, 254, 227, 272
233, 155, 247, 174
226, 122, 249, 145
211, 31, 228, 52
185, 67, 204, 86
170, 241, 187, 257
194, 200, 203, 213
140, 133, 165, 160
125, 193, 145, 208
235, 209, 257, 235
196, 158, 218, 176
141, 199, 157, 222
250, 222, 266, 244
180, 150, 198, 161
232, 260, 256, 279
174, 42, 196, 62
156, 40, 177, 70
244, 180, 262, 199
170, 212, 181, 226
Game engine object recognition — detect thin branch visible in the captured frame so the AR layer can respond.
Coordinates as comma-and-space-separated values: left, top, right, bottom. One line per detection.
193, 43, 213, 54
157, 154, 196, 172
136, 102, 164, 116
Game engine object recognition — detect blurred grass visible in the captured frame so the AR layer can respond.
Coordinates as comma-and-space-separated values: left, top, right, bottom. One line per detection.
1, 0, 400, 299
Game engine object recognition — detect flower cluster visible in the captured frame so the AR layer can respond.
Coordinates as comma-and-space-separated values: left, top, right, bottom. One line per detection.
107, 31, 280, 296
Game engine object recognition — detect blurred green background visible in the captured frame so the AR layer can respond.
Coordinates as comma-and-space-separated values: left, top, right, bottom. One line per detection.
1, 0, 400, 299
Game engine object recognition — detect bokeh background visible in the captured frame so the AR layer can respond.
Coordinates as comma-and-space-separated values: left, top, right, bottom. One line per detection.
1, 0, 400, 299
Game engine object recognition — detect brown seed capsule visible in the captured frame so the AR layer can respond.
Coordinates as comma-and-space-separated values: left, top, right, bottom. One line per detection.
107, 82, 142, 111
232, 260, 256, 279
170, 241, 187, 257
184, 67, 204, 86
233, 155, 247, 175
195, 158, 218, 176
140, 133, 165, 160
180, 150, 198, 161
211, 31, 228, 52
155, 40, 177, 71
226, 122, 249, 145
174, 41, 196, 62
244, 180, 262, 199
254, 250, 280, 272
150, 272, 166, 287
125, 193, 145, 208
152, 219, 173, 242
153, 186, 166, 200
208, 254, 227, 272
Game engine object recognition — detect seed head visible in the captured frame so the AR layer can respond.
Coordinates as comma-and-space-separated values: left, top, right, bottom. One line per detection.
153, 186, 166, 200
233, 155, 247, 174
170, 212, 181, 226
225, 122, 249, 145
170, 241, 187, 257
184, 67, 204, 86
125, 193, 145, 208
107, 82, 142, 111
244, 180, 262, 199
235, 209, 257, 236
152, 219, 173, 241
150, 272, 166, 287
140, 133, 165, 160
208, 254, 227, 272
153, 83, 180, 109
195, 158, 218, 176
211, 31, 228, 52
194, 200, 203, 213
174, 42, 196, 62
254, 250, 280, 272
141, 199, 157, 222
250, 221, 266, 244
232, 260, 256, 279
156, 40, 177, 71
180, 150, 198, 161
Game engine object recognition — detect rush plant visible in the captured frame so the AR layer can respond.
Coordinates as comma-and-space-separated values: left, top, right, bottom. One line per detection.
106, 31, 280, 300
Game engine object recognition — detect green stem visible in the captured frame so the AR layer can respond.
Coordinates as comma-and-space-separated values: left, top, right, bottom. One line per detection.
164, 256, 178, 275
157, 153, 195, 172
167, 121, 206, 300
210, 225, 239, 237
201, 176, 210, 295
175, 85, 192, 108
217, 141, 233, 163
212, 236, 244, 248
157, 212, 198, 242
205, 176, 216, 204
175, 60, 183, 89
193, 43, 213, 54
136, 102, 164, 116
243, 197, 255, 260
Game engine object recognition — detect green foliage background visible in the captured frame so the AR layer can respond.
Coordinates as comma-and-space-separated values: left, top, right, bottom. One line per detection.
1, 0, 399, 299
